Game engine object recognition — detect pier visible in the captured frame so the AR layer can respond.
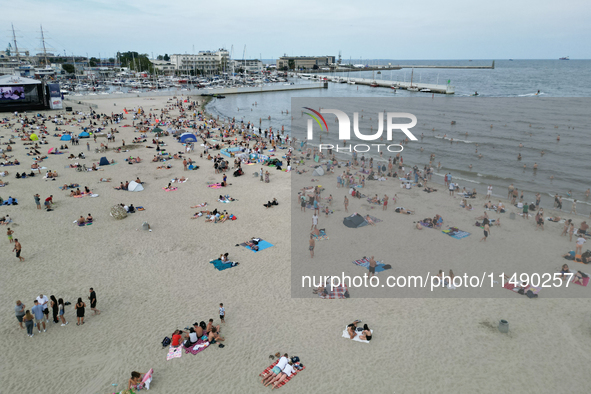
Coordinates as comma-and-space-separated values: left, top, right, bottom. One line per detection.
318, 75, 455, 94
292, 61, 494, 74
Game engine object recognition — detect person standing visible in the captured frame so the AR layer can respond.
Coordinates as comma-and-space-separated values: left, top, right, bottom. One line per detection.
86, 142, 90, 151
570, 200, 577, 214
75, 297, 86, 325
311, 213, 318, 231
50, 295, 59, 324
259, 168, 264, 182
309, 235, 315, 258
576, 236, 586, 256
58, 298, 68, 326
31, 300, 46, 333
523, 203, 529, 219
449, 182, 455, 196
23, 310, 35, 337
369, 256, 377, 278
344, 196, 349, 213
7, 227, 14, 243
89, 288, 100, 315
34, 193, 41, 209
486, 185, 492, 199
383, 194, 388, 211
219, 303, 225, 323
13, 238, 24, 262
508, 183, 514, 199
15, 300, 26, 330
535, 193, 541, 208
480, 223, 490, 242
36, 294, 50, 322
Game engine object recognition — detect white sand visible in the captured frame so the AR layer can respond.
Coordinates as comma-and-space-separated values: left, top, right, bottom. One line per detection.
2, 96, 590, 393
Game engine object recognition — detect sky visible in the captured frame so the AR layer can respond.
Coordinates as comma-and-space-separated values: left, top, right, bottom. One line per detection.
6, 0, 591, 60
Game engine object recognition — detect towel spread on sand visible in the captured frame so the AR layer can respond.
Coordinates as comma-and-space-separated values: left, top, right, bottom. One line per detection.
342, 326, 374, 343
442, 228, 471, 239
312, 230, 329, 241
240, 239, 274, 252
352, 258, 389, 273
208, 183, 222, 189
166, 346, 182, 360
259, 360, 305, 388
209, 259, 237, 271
163, 187, 178, 191
319, 284, 348, 299
182, 339, 210, 355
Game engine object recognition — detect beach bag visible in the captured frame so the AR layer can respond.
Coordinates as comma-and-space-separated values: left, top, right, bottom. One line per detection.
161, 336, 171, 347
383, 264, 392, 269
518, 288, 525, 295
291, 356, 300, 363
344, 290, 350, 298
525, 290, 538, 298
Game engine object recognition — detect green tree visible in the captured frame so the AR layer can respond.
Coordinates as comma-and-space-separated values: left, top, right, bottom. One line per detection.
163, 54, 170, 61
288, 59, 295, 70
157, 55, 164, 60
62, 64, 75, 74
89, 57, 99, 67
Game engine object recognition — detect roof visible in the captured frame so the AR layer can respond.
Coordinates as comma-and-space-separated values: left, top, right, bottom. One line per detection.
0, 75, 42, 86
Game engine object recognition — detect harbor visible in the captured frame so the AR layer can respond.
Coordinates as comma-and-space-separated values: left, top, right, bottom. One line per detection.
313, 74, 454, 94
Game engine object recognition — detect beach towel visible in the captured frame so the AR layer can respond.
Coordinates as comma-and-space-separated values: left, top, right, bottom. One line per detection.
367, 198, 383, 205
163, 187, 178, 191
208, 183, 222, 189
312, 230, 329, 241
319, 284, 348, 299
572, 276, 590, 287
136, 206, 145, 211
342, 326, 374, 343
209, 259, 237, 271
352, 258, 390, 273
259, 360, 305, 388
240, 239, 274, 252
166, 346, 182, 360
182, 339, 210, 355
172, 178, 188, 183
442, 228, 471, 239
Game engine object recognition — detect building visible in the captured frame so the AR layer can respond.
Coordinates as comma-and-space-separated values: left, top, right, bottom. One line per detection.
276, 55, 335, 70
231, 59, 263, 73
150, 59, 176, 74
169, 49, 229, 74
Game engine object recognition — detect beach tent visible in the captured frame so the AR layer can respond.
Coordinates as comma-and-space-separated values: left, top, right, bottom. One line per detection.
152, 127, 163, 133
99, 157, 109, 166
343, 214, 367, 228
128, 181, 144, 192
312, 166, 325, 176
179, 133, 197, 143
60, 134, 71, 141
30, 133, 39, 141
79, 131, 90, 138
110, 205, 127, 220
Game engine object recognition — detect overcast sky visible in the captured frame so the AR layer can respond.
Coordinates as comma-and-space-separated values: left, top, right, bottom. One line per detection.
7, 0, 590, 60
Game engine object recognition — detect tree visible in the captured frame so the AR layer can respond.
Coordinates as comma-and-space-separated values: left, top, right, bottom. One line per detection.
157, 55, 163, 60
163, 54, 170, 61
312, 64, 318, 70
89, 57, 99, 67
62, 64, 75, 74
288, 59, 295, 70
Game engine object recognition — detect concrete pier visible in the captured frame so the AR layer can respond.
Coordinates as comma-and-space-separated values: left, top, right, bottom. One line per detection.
318, 75, 454, 94
292, 61, 494, 74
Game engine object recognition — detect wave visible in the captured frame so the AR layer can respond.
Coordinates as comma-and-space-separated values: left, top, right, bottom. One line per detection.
433, 136, 474, 144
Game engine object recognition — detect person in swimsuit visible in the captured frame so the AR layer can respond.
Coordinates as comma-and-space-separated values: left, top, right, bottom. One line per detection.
359, 324, 372, 341
347, 320, 362, 339
75, 297, 86, 325
383, 194, 388, 211
309, 235, 315, 258
480, 223, 490, 242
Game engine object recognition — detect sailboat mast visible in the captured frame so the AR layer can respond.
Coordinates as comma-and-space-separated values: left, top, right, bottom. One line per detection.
40, 24, 49, 66
11, 24, 21, 63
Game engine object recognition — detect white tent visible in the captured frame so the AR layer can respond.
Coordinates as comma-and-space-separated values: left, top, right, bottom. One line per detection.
0, 75, 42, 86
128, 181, 144, 192
312, 166, 325, 176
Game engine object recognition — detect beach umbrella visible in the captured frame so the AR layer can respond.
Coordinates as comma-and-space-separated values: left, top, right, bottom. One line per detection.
30, 134, 39, 141
110, 205, 128, 220
180, 133, 198, 143
48, 147, 55, 154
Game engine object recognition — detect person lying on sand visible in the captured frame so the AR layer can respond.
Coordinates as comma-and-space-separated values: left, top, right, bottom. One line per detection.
99, 178, 111, 182
573, 271, 588, 286
190, 203, 207, 208
365, 215, 376, 225
395, 207, 415, 215
263, 198, 278, 208
347, 320, 362, 339
424, 187, 437, 192
476, 212, 489, 220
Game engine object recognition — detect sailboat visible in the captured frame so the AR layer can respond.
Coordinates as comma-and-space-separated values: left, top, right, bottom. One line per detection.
369, 69, 378, 87
347, 57, 355, 84
407, 68, 418, 91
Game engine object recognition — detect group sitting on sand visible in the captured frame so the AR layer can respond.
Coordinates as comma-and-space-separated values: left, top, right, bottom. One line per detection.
69, 186, 92, 196
347, 320, 372, 341
170, 319, 225, 349
76, 214, 93, 226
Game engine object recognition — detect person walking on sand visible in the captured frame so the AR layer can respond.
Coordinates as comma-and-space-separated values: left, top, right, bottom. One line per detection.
309, 235, 315, 258
13, 238, 24, 262
34, 193, 41, 209
570, 200, 577, 214
260, 167, 264, 182
219, 303, 225, 323
89, 288, 100, 315
344, 196, 349, 213
58, 298, 68, 326
486, 185, 492, 199
576, 236, 586, 256
311, 213, 318, 231
480, 223, 490, 242
383, 194, 388, 211
7, 227, 14, 243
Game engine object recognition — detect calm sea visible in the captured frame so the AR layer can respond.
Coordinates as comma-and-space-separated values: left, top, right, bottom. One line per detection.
206, 60, 591, 215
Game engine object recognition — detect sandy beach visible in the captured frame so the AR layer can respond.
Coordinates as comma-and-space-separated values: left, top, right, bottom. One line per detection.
2, 94, 591, 393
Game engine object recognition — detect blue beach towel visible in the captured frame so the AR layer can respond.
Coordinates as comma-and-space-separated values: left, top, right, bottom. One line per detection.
241, 239, 274, 252
209, 259, 236, 271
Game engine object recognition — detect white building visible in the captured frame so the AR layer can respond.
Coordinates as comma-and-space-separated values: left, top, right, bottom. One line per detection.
231, 59, 263, 73
150, 59, 175, 74
169, 49, 229, 74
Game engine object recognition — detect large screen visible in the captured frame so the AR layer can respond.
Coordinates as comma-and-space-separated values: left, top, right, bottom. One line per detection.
0, 86, 25, 100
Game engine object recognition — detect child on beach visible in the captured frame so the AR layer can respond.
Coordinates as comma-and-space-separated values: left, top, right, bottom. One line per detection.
7, 227, 14, 243
219, 303, 225, 323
